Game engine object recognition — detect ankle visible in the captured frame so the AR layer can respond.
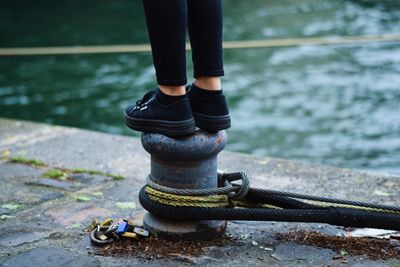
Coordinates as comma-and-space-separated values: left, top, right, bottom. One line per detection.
159, 85, 186, 96
190, 83, 222, 98
193, 77, 221, 91
157, 88, 187, 106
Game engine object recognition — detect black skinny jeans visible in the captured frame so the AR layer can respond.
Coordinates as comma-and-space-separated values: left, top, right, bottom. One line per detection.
142, 0, 224, 86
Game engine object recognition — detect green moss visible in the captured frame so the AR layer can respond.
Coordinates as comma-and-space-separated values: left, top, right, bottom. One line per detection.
2, 203, 24, 211
71, 168, 102, 175
42, 169, 68, 180
70, 168, 124, 180
9, 157, 124, 180
9, 156, 47, 167
0, 215, 15, 221
108, 174, 124, 181
71, 194, 92, 202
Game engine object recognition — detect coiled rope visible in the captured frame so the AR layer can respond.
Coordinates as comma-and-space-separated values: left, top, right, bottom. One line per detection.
139, 172, 400, 231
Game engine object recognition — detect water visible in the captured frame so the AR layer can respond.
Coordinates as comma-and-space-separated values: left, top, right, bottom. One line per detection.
1, 0, 400, 174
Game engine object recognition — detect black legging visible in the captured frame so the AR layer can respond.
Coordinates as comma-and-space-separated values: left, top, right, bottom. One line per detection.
142, 0, 224, 86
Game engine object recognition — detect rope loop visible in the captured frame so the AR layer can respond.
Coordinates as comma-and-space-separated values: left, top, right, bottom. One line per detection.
146, 171, 251, 200
218, 171, 250, 199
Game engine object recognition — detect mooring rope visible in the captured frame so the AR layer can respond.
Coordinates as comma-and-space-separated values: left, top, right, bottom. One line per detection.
137, 172, 400, 231
1, 34, 400, 56
147, 172, 400, 214
90, 171, 400, 245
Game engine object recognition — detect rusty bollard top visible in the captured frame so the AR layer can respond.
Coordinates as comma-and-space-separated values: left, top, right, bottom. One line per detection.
141, 130, 227, 189
141, 130, 227, 161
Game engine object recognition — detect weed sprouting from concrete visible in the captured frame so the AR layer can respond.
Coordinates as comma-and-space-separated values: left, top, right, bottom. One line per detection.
2, 203, 24, 211
9, 156, 47, 167
70, 168, 124, 180
0, 215, 15, 220
71, 194, 92, 202
7, 156, 124, 180
42, 169, 68, 180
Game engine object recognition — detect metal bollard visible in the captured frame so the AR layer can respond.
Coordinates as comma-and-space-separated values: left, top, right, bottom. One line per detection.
141, 129, 227, 240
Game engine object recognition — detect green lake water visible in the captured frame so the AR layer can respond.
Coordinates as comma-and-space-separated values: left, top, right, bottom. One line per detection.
1, 0, 400, 174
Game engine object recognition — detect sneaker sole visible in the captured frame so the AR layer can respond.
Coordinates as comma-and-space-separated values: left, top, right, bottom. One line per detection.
193, 112, 231, 132
124, 111, 196, 137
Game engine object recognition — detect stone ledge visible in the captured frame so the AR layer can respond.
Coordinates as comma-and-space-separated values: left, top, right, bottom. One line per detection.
0, 118, 399, 266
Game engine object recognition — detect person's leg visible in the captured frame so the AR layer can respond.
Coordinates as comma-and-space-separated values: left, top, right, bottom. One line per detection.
187, 0, 224, 91
124, 0, 195, 136
186, 0, 230, 131
142, 0, 187, 95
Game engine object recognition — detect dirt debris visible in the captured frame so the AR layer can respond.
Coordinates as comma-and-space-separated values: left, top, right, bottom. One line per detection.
276, 230, 400, 260
92, 230, 400, 261
93, 236, 231, 260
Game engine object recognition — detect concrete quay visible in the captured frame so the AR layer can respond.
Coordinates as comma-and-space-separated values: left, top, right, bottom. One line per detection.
0, 118, 399, 266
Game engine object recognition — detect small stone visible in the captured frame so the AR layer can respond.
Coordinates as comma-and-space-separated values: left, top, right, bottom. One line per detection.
389, 239, 400, 247
252, 241, 258, 246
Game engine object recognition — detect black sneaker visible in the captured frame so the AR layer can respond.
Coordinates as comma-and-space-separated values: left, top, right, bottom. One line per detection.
124, 89, 196, 136
187, 84, 231, 132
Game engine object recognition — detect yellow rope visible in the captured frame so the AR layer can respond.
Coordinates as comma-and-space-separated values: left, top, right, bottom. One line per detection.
146, 186, 282, 209
146, 186, 400, 214
233, 201, 283, 209
303, 200, 400, 214
1, 34, 400, 56
145, 187, 229, 208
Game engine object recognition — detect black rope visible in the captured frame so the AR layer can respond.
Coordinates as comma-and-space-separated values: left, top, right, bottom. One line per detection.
251, 188, 400, 212
222, 172, 400, 213
139, 187, 400, 231
245, 189, 321, 209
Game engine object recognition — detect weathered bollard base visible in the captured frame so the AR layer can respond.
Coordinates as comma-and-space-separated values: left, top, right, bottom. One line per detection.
144, 213, 227, 241
141, 130, 228, 241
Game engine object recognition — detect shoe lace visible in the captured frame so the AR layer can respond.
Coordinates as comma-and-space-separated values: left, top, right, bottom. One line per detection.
134, 90, 156, 109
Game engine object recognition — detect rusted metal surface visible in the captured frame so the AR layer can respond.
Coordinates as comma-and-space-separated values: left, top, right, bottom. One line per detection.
143, 214, 227, 241
141, 130, 227, 162
141, 130, 227, 240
